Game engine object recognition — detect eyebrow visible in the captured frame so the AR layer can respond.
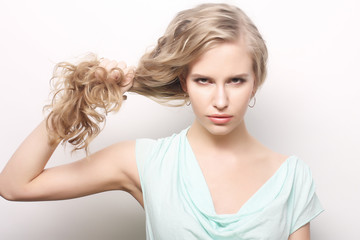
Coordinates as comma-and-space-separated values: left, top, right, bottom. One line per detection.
188, 73, 250, 80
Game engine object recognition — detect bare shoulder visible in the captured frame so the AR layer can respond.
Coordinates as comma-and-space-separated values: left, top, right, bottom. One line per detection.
268, 151, 289, 166
251, 149, 288, 183
251, 140, 289, 174
264, 148, 288, 166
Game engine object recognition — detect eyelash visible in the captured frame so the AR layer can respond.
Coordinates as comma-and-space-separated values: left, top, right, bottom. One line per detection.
228, 78, 246, 84
194, 78, 210, 84
194, 78, 246, 85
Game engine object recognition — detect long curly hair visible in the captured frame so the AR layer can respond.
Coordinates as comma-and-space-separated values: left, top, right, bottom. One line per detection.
44, 3, 268, 153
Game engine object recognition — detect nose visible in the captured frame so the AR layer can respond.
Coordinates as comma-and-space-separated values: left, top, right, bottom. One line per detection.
212, 85, 229, 110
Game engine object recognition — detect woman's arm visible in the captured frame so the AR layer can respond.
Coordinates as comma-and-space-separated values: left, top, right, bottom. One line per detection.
288, 223, 310, 240
0, 59, 140, 202
0, 120, 140, 202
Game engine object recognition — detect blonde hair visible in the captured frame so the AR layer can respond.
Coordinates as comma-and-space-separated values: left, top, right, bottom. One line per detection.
45, 3, 268, 153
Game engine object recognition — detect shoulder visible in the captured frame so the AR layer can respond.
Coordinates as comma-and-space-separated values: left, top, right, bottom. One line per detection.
282, 156, 319, 204
254, 145, 290, 176
286, 156, 313, 178
135, 128, 188, 169
285, 156, 324, 233
136, 128, 188, 157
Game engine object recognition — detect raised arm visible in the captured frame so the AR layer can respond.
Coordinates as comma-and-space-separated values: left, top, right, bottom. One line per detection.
0, 58, 142, 204
0, 121, 141, 202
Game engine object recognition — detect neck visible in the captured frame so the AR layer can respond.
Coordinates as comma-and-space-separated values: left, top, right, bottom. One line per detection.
187, 120, 255, 152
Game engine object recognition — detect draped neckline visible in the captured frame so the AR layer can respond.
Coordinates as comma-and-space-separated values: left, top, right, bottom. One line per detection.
181, 128, 293, 218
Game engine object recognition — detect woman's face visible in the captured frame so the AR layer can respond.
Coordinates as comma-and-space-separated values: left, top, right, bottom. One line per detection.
184, 39, 255, 136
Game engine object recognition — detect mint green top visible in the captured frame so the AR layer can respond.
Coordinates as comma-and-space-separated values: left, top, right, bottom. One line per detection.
136, 128, 324, 240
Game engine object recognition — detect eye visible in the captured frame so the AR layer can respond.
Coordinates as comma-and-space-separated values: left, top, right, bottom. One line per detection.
229, 78, 246, 84
194, 78, 210, 84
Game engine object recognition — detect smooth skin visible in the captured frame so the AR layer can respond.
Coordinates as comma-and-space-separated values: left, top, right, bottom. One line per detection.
0, 40, 310, 239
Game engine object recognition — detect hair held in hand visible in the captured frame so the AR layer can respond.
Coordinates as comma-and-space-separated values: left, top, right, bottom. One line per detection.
44, 58, 128, 152
44, 3, 268, 153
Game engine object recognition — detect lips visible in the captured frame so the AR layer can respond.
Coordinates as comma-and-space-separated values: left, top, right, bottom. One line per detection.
207, 114, 233, 124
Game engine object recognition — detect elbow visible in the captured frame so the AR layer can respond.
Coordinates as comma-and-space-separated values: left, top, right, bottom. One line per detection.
1, 188, 31, 201
0, 177, 27, 201
0, 184, 23, 201
1, 191, 18, 201
0, 183, 16, 201
0, 181, 44, 202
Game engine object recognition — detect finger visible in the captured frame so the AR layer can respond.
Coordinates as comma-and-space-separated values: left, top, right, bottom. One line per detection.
99, 58, 110, 68
98, 59, 131, 82
110, 61, 127, 80
123, 66, 136, 86
102, 60, 122, 80
117, 61, 127, 70
99, 59, 126, 71
109, 69, 122, 80
121, 81, 133, 93
96, 59, 109, 80
122, 65, 132, 76
106, 60, 118, 72
99, 59, 118, 72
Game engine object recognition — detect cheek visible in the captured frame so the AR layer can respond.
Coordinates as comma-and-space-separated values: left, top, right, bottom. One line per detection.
188, 91, 212, 116
187, 84, 209, 103
228, 90, 254, 114
189, 94, 207, 111
231, 85, 253, 99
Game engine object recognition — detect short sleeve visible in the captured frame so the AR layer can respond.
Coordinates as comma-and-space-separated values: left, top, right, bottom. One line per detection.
135, 138, 156, 181
290, 160, 324, 233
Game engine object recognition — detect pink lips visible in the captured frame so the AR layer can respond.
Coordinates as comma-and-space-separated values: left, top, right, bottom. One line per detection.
207, 114, 233, 124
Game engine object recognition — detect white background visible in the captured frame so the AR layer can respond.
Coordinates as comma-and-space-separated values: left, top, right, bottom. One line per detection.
0, 0, 359, 239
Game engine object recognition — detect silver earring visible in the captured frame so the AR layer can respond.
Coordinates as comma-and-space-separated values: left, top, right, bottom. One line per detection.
184, 93, 191, 106
248, 96, 256, 108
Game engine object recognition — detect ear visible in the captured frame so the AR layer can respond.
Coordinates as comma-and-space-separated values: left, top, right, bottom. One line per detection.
251, 77, 258, 97
179, 74, 187, 93
251, 89, 256, 98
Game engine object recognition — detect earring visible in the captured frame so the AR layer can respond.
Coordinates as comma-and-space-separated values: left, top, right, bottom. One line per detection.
184, 93, 191, 106
248, 96, 256, 108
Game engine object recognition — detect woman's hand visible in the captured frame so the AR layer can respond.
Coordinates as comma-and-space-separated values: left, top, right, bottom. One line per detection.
96, 59, 136, 95
0, 58, 141, 202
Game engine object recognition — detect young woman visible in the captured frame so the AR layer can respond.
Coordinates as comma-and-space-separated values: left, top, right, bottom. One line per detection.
0, 3, 323, 239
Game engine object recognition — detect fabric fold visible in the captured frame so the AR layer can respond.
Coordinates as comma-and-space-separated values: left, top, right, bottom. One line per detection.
135, 128, 324, 240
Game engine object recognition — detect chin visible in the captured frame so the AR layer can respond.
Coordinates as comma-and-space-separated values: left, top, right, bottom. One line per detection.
204, 125, 237, 136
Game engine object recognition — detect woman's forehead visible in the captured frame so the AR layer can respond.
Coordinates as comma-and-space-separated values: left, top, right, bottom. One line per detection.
188, 40, 252, 73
